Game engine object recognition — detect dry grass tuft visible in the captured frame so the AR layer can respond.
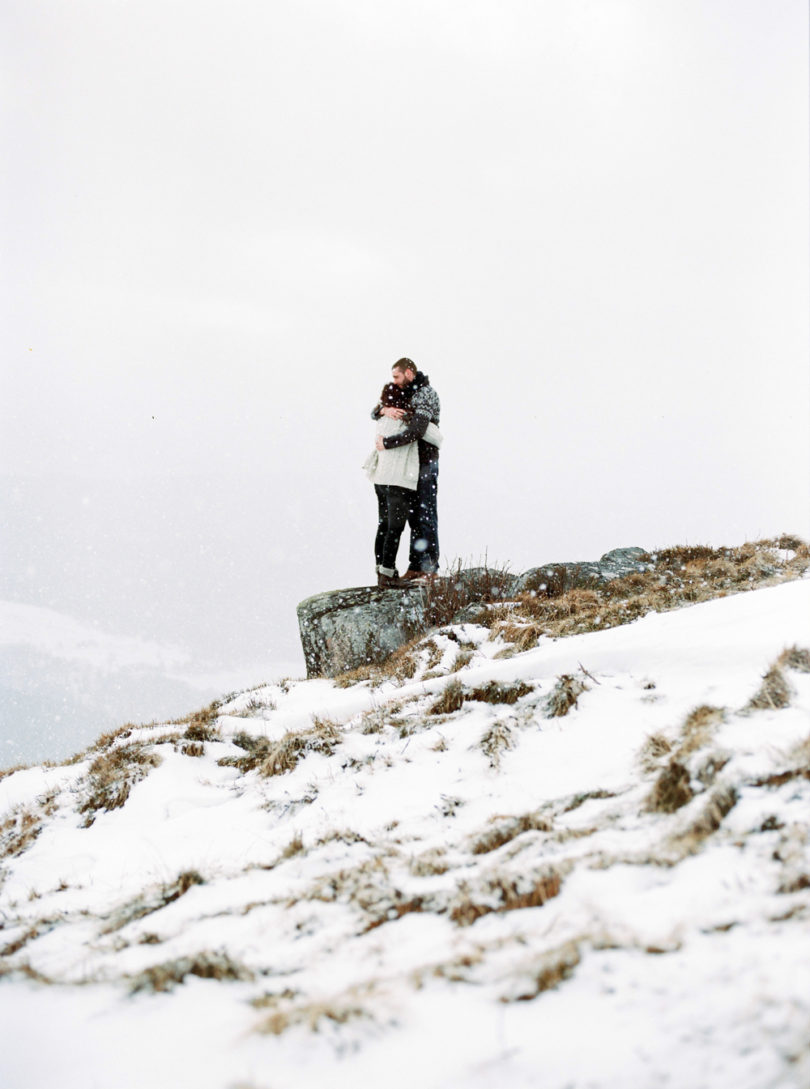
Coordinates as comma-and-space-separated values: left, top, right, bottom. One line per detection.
78, 744, 162, 826
128, 951, 252, 994
423, 639, 444, 670
639, 733, 673, 773
280, 833, 306, 860
450, 648, 475, 673
220, 721, 340, 777
184, 719, 220, 743
92, 723, 139, 751
332, 632, 430, 688
430, 680, 465, 716
562, 789, 616, 813
178, 741, 205, 758
1, 807, 45, 860
668, 785, 738, 855
409, 849, 449, 876
0, 763, 33, 782
174, 700, 221, 731
450, 868, 563, 926
472, 812, 552, 855
544, 674, 588, 718
256, 988, 376, 1036
679, 705, 724, 756
363, 896, 427, 932
0, 925, 42, 958
490, 621, 543, 652
777, 645, 810, 674
467, 680, 533, 705
421, 562, 514, 629
501, 940, 582, 1002
103, 870, 205, 933
479, 722, 515, 768
746, 664, 793, 712
647, 759, 694, 813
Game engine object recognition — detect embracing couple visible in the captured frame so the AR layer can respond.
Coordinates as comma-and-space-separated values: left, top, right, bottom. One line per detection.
365, 358, 442, 589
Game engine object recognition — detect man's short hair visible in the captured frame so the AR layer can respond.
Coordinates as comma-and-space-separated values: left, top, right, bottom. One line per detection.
392, 357, 417, 375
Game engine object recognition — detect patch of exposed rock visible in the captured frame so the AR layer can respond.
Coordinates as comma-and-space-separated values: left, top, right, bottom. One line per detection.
297, 547, 650, 678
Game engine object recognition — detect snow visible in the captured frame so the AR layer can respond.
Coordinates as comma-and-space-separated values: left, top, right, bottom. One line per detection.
1, 579, 809, 1089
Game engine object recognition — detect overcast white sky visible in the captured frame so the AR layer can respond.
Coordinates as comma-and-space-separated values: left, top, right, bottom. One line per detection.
2, 0, 809, 757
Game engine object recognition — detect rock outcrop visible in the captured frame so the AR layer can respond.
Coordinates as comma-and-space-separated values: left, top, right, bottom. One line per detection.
297, 586, 428, 678
512, 547, 651, 596
297, 547, 651, 678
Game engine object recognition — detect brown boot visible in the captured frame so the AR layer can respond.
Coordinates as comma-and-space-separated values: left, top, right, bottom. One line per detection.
377, 572, 404, 589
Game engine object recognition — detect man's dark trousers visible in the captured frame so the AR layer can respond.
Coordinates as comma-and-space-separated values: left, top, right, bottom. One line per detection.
407, 459, 439, 573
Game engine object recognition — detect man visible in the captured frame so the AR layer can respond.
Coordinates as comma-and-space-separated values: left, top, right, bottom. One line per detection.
374, 358, 441, 578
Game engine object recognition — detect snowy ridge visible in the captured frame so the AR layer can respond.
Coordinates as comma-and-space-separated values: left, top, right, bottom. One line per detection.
1, 580, 809, 1089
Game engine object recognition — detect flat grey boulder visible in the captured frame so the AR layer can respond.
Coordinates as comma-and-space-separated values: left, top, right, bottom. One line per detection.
513, 547, 651, 597
598, 547, 652, 578
512, 561, 603, 597
297, 586, 427, 678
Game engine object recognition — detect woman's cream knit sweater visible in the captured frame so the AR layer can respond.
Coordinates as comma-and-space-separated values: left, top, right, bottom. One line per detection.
369, 417, 442, 489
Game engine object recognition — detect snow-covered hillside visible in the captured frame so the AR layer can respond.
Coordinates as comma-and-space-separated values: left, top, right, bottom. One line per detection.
1, 579, 809, 1089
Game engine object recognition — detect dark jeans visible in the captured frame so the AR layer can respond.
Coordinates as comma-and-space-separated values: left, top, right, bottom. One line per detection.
374, 485, 412, 573
408, 459, 439, 573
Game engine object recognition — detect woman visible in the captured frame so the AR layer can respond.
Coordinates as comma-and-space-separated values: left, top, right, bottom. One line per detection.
366, 382, 442, 588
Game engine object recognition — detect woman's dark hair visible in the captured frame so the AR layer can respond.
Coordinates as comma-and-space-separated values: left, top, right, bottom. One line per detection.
380, 382, 410, 409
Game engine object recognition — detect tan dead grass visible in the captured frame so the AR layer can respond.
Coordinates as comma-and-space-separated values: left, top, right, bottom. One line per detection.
128, 951, 252, 994
91, 723, 141, 751
333, 633, 430, 688
430, 680, 465, 716
450, 648, 475, 673
472, 812, 553, 855
488, 538, 809, 651
423, 639, 444, 671
746, 664, 793, 712
641, 702, 725, 803
184, 719, 221, 743
256, 986, 377, 1036
78, 744, 162, 826
501, 940, 582, 1002
219, 720, 340, 777
468, 681, 534, 705
646, 759, 694, 813
173, 699, 221, 731
679, 705, 724, 756
638, 733, 673, 774
0, 924, 43, 957
0, 763, 33, 782
279, 833, 306, 860
449, 867, 563, 926
429, 679, 533, 719
479, 722, 515, 768
666, 785, 738, 857
544, 674, 588, 718
102, 870, 205, 934
490, 621, 543, 652
409, 849, 449, 877
177, 741, 205, 758
750, 732, 810, 789
1, 807, 44, 860
561, 789, 617, 813
777, 645, 810, 673
754, 651, 810, 725
422, 563, 514, 629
